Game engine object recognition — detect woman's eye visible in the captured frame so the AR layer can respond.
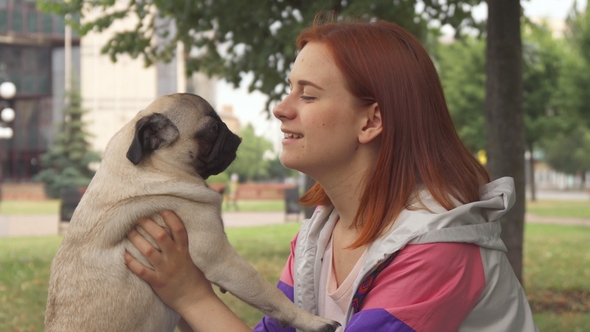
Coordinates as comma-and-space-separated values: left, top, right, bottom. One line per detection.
300, 95, 316, 101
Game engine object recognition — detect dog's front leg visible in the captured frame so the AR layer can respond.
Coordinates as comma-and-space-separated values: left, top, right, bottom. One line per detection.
188, 230, 339, 332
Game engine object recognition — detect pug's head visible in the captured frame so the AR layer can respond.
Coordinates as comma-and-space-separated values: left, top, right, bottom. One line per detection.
125, 93, 241, 179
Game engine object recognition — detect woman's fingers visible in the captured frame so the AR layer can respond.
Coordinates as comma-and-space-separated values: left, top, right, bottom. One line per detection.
137, 217, 175, 249
124, 212, 209, 313
160, 210, 189, 248
127, 225, 164, 266
124, 251, 158, 284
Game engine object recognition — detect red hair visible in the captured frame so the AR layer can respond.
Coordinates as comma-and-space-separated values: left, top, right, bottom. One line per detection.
297, 18, 490, 248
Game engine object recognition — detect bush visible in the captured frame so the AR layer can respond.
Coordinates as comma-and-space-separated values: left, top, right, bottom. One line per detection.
34, 90, 101, 198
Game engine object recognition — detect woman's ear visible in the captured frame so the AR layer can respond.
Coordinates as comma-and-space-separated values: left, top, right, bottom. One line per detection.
359, 103, 383, 144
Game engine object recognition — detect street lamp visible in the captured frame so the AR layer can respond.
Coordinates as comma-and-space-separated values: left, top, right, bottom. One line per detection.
0, 67, 16, 188
0, 81, 16, 140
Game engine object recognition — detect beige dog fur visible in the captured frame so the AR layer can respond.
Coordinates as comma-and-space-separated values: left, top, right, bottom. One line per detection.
44, 94, 339, 332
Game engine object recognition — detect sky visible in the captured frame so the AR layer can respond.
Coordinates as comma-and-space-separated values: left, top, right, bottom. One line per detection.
215, 0, 588, 147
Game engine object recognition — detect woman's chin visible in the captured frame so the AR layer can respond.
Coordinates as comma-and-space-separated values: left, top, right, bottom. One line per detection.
279, 155, 303, 174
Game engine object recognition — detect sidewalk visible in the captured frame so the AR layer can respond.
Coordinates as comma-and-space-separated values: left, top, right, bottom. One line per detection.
0, 211, 588, 238
0, 211, 295, 237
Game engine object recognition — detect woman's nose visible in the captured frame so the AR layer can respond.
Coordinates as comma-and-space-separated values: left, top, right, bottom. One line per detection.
272, 95, 295, 120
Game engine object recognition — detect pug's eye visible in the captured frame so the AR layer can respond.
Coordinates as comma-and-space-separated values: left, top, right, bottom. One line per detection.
211, 123, 219, 133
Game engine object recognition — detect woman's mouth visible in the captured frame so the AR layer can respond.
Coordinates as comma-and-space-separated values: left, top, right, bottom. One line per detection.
284, 133, 303, 139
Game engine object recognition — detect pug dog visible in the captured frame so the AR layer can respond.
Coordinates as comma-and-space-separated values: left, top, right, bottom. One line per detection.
44, 93, 339, 332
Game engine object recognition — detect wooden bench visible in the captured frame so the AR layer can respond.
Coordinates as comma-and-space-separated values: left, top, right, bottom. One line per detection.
235, 183, 297, 200
1, 183, 48, 200
208, 183, 226, 195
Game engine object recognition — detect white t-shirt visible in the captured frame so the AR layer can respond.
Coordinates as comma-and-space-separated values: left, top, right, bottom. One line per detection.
318, 235, 368, 331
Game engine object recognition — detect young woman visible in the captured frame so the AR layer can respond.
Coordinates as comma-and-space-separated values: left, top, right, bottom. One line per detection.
125, 18, 538, 332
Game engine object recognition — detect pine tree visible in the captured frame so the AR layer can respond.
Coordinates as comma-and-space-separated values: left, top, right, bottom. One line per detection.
35, 90, 101, 198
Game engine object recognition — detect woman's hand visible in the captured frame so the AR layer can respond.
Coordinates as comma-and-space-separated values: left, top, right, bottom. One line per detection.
125, 211, 251, 331
124, 210, 213, 314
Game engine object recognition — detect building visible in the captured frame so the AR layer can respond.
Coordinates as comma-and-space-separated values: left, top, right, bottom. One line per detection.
79, 4, 239, 153
0, 0, 78, 183
0, 1, 240, 189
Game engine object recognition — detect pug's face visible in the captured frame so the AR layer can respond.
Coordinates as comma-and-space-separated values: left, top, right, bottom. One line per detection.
125, 93, 241, 179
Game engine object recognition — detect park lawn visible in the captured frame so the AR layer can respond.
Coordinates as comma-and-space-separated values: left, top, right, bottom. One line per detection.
1, 198, 589, 219
1, 223, 589, 331
0, 199, 285, 215
524, 224, 590, 332
0, 200, 61, 215
526, 199, 590, 219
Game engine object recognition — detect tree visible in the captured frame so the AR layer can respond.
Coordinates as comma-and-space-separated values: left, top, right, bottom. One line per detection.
39, 0, 485, 111
224, 124, 273, 182
560, 4, 590, 126
266, 156, 299, 182
484, 0, 525, 283
34, 90, 102, 198
541, 4, 590, 187
40, 0, 530, 279
438, 20, 563, 203
436, 37, 486, 154
521, 20, 564, 201
542, 125, 590, 185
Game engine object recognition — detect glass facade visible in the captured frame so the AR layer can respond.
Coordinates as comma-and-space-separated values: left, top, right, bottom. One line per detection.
0, 0, 65, 37
0, 0, 76, 182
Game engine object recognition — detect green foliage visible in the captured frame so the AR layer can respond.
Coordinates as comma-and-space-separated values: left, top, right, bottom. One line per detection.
565, 2, 590, 125
540, 5, 590, 177
436, 38, 486, 153
541, 125, 590, 176
34, 91, 101, 198
224, 124, 273, 181
37, 0, 485, 111
207, 172, 229, 185
265, 156, 299, 182
437, 19, 568, 155
522, 20, 565, 148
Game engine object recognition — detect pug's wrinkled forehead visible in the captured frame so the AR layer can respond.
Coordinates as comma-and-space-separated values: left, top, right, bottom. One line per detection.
156, 93, 219, 126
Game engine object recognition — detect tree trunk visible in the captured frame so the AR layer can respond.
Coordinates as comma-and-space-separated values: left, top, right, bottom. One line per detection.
485, 0, 526, 284
528, 143, 536, 202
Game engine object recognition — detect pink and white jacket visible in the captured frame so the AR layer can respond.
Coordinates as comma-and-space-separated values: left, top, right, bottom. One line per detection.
254, 177, 538, 332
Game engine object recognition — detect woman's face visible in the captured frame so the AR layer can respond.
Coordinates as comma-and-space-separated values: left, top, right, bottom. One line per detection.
273, 42, 371, 179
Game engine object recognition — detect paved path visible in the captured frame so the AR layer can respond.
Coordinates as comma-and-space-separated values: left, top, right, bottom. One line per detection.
0, 211, 588, 238
525, 213, 590, 227
0, 211, 296, 237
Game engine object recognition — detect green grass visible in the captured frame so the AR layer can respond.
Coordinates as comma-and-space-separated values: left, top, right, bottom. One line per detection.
1, 223, 589, 331
0, 199, 284, 215
527, 200, 590, 219
533, 313, 590, 332
524, 224, 590, 331
524, 224, 590, 291
0, 200, 61, 215
214, 223, 301, 327
2, 199, 588, 219
0, 236, 63, 331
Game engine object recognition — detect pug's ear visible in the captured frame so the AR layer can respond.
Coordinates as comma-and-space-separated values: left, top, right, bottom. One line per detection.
126, 113, 179, 165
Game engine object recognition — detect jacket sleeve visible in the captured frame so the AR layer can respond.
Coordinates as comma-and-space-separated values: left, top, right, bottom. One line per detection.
253, 233, 298, 332
345, 242, 486, 332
